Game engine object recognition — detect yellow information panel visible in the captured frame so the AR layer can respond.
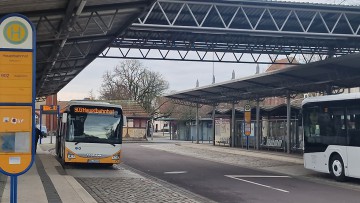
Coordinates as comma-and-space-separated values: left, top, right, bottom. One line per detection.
0, 51, 32, 103
244, 104, 251, 136
0, 106, 32, 174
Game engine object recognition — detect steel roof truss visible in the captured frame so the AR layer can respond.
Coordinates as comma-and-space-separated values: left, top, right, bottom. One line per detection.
100, 46, 322, 64
133, 0, 360, 38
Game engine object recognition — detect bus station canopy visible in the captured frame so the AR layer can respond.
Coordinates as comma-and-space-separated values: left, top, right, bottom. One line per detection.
0, 0, 154, 97
165, 53, 360, 105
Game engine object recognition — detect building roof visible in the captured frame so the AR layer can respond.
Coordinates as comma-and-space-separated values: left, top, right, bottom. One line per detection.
105, 100, 150, 118
266, 58, 298, 72
165, 53, 360, 105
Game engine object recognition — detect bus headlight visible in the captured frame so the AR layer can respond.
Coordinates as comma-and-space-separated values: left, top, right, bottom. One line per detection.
67, 153, 76, 159
112, 154, 120, 160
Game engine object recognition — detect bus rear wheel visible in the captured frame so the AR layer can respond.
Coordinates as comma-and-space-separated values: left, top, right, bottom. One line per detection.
330, 154, 346, 182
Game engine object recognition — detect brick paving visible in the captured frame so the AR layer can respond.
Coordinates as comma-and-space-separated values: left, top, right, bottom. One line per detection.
77, 177, 199, 203
76, 167, 203, 203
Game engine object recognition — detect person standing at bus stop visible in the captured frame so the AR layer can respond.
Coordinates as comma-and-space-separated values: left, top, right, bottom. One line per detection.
35, 127, 43, 154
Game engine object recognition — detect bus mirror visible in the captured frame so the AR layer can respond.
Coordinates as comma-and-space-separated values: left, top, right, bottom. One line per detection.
123, 115, 127, 126
62, 113, 67, 123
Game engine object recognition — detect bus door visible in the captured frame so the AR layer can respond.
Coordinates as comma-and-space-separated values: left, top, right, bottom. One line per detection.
345, 107, 360, 178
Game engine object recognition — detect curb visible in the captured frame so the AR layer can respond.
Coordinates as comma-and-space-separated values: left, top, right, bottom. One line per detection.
65, 176, 97, 203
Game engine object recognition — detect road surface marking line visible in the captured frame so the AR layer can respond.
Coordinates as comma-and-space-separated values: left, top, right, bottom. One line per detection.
164, 171, 188, 174
225, 175, 290, 193
229, 175, 290, 178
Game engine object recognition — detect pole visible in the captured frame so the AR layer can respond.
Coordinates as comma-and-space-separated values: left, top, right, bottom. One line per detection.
246, 135, 249, 150
169, 121, 172, 140
57, 107, 60, 145
151, 118, 154, 141
212, 105, 216, 146
287, 93, 291, 154
256, 99, 260, 150
10, 176, 17, 203
196, 103, 199, 144
39, 108, 42, 144
50, 114, 53, 144
231, 102, 235, 147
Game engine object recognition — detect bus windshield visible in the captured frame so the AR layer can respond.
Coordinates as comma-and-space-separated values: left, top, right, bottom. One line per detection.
67, 113, 122, 144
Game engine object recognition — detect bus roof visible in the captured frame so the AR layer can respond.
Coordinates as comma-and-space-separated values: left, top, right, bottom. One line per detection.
302, 93, 360, 106
66, 100, 122, 109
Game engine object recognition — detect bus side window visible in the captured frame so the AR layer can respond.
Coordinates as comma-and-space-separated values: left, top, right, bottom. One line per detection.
347, 106, 360, 146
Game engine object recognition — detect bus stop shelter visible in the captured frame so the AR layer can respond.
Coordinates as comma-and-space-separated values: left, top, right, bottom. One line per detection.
165, 53, 360, 153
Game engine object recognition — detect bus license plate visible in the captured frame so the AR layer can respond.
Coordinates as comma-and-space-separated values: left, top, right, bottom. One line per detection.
88, 159, 100, 163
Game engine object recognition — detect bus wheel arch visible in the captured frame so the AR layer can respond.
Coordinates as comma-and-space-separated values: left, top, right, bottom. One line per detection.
329, 153, 346, 182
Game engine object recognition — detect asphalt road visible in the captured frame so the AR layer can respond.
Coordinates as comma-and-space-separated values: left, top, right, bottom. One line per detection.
122, 143, 360, 203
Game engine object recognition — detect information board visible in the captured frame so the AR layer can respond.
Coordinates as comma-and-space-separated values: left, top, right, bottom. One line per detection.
0, 106, 32, 174
244, 104, 251, 136
41, 105, 58, 114
0, 52, 32, 103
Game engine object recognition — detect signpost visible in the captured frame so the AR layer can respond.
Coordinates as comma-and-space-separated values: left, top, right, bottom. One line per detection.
244, 104, 251, 150
0, 14, 35, 203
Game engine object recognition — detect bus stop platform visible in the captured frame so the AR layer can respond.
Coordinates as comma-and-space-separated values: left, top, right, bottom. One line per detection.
0, 142, 97, 203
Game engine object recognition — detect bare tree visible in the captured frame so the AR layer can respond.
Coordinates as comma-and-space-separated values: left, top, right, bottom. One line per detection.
329, 0, 360, 5
99, 70, 131, 100
88, 89, 96, 100
99, 59, 169, 112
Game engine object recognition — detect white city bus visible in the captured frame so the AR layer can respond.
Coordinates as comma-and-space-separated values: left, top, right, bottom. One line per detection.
56, 101, 125, 165
303, 93, 360, 181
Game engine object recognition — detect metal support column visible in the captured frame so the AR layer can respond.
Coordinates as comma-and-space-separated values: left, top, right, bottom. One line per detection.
286, 94, 291, 154
231, 102, 235, 148
169, 121, 172, 140
212, 105, 216, 146
256, 99, 260, 150
151, 118, 153, 141
196, 103, 199, 144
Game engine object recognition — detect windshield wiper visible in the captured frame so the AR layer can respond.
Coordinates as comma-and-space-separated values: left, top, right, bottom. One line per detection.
74, 136, 98, 145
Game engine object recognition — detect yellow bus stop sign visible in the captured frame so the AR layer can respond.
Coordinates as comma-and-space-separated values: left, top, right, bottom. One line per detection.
4, 21, 28, 45
244, 104, 251, 136
0, 14, 35, 176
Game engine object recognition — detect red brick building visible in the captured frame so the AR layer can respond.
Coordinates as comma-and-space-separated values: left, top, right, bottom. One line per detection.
263, 58, 299, 106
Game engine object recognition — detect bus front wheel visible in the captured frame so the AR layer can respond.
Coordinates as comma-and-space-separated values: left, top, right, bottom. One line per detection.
330, 154, 346, 182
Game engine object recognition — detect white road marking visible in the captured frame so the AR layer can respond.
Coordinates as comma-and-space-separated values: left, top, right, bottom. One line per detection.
229, 175, 290, 178
225, 175, 290, 193
164, 171, 188, 174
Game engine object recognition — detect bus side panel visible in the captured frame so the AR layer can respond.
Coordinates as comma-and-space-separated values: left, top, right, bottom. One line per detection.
346, 147, 360, 178
304, 146, 348, 174
304, 152, 328, 173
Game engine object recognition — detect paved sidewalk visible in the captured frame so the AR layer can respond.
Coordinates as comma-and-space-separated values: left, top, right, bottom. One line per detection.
0, 143, 96, 203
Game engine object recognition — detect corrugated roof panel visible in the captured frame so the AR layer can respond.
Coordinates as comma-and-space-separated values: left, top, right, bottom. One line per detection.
165, 53, 360, 104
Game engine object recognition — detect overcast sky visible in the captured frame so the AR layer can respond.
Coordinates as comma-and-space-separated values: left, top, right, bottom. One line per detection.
57, 0, 359, 101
